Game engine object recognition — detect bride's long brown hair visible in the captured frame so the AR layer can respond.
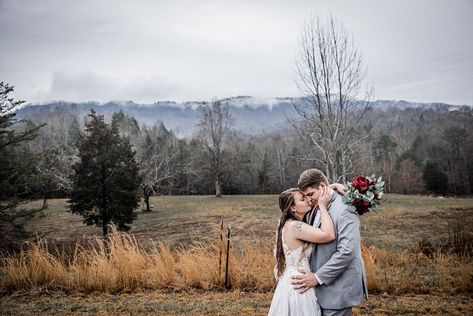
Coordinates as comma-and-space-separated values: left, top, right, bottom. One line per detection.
275, 188, 303, 278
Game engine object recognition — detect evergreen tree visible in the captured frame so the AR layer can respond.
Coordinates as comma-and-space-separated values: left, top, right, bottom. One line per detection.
0, 83, 44, 200
112, 110, 140, 139
67, 116, 81, 147
69, 110, 141, 236
442, 126, 468, 194
423, 161, 448, 195
0, 82, 44, 251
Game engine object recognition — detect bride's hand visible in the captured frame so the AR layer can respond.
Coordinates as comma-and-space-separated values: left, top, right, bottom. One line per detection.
318, 187, 333, 209
329, 183, 347, 196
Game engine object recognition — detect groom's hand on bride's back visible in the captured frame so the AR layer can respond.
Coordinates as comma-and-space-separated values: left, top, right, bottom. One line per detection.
329, 183, 348, 196
291, 268, 318, 294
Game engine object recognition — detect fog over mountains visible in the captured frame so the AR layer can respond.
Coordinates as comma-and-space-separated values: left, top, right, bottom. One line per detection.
16, 96, 466, 137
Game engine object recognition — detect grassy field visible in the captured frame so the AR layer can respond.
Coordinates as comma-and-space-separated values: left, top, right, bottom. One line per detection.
1, 194, 473, 315
22, 195, 280, 249
21, 194, 473, 251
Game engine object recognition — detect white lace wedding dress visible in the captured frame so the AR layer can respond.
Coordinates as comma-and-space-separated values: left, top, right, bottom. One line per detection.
268, 232, 321, 316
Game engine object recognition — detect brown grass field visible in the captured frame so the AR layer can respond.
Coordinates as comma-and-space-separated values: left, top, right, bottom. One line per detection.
1, 194, 473, 315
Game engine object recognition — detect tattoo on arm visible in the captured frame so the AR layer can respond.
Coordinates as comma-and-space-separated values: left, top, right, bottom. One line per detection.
294, 222, 304, 232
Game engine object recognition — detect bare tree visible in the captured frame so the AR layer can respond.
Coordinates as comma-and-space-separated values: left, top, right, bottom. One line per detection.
136, 124, 178, 212
30, 114, 76, 209
140, 156, 176, 212
294, 15, 371, 183
32, 144, 73, 209
197, 100, 232, 197
392, 159, 423, 194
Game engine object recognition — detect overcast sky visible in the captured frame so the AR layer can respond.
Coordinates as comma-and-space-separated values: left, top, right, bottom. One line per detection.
1, 0, 472, 105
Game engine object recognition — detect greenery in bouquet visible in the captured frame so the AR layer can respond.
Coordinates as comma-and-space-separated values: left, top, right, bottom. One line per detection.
342, 175, 384, 215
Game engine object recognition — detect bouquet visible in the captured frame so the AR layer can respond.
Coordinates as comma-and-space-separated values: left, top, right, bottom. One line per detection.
342, 175, 384, 215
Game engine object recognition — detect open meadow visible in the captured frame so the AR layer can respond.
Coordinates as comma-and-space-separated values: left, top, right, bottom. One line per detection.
18, 194, 473, 251
1, 194, 473, 315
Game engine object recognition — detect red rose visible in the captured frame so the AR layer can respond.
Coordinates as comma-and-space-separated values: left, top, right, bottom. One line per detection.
352, 176, 369, 193
353, 198, 370, 208
353, 198, 370, 215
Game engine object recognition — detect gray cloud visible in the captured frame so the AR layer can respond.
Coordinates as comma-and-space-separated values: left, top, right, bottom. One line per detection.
1, 0, 472, 105
37, 71, 200, 103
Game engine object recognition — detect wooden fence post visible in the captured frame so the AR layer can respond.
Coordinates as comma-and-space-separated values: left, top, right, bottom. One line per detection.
224, 225, 231, 289
219, 219, 224, 281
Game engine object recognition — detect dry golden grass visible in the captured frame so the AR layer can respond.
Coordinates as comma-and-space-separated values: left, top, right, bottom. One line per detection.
1, 226, 471, 295
0, 227, 274, 293
363, 244, 473, 294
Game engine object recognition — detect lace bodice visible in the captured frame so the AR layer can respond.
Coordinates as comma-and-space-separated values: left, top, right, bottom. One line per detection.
282, 230, 313, 270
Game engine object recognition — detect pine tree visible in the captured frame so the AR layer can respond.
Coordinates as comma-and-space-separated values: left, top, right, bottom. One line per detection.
423, 161, 448, 195
69, 110, 141, 236
0, 83, 44, 200
67, 116, 81, 147
0, 82, 44, 251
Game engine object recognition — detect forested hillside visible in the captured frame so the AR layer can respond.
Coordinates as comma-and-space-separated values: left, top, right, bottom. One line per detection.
11, 98, 473, 197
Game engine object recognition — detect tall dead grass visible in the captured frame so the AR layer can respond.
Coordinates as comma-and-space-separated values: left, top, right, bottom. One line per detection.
0, 227, 274, 293
1, 228, 471, 294
363, 244, 473, 294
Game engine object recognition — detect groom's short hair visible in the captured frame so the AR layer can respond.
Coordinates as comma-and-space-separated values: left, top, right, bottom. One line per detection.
297, 168, 328, 189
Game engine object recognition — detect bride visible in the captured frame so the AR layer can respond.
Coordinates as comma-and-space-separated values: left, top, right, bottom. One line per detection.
268, 187, 334, 316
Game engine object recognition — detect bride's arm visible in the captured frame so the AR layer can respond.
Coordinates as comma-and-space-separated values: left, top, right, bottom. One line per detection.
329, 183, 347, 195
287, 217, 334, 244
287, 189, 335, 244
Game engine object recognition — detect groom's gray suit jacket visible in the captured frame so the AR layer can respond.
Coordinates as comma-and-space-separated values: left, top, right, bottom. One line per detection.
310, 192, 368, 310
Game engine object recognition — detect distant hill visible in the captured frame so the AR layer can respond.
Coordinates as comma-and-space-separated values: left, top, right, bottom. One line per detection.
15, 96, 467, 137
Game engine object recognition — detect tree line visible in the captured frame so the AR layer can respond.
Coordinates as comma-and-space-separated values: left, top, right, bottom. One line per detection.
3, 89, 472, 203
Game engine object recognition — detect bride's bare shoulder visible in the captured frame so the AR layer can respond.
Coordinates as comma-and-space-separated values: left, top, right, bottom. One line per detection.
284, 219, 305, 231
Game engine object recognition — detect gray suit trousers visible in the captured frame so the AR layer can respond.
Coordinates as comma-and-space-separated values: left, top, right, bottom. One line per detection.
322, 307, 353, 316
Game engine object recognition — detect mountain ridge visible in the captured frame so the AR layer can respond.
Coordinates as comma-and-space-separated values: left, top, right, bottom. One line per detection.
15, 97, 469, 137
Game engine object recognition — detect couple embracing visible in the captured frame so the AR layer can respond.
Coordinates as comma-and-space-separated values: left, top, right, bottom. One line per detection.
268, 168, 368, 316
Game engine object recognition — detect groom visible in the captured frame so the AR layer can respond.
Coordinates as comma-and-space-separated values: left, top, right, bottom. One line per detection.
291, 169, 368, 316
